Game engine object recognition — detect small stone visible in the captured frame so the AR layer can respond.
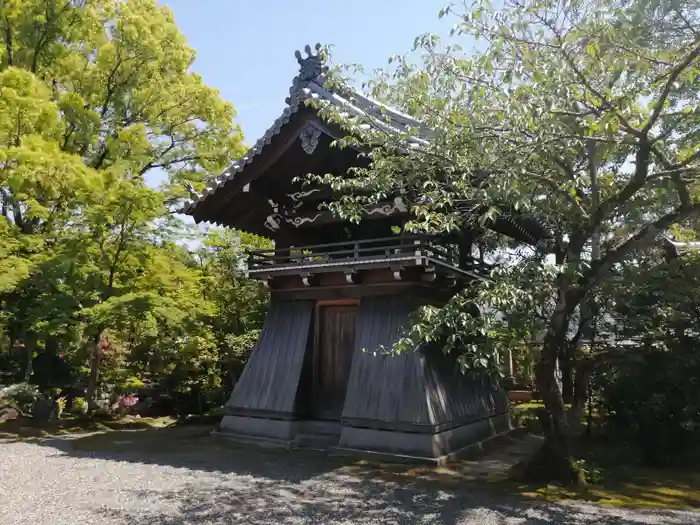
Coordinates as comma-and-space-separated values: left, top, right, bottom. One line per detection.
0, 403, 21, 423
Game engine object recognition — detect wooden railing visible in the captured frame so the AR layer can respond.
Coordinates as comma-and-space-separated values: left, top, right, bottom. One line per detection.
246, 235, 492, 277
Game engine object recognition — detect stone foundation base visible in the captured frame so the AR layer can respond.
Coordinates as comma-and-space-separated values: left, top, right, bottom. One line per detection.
217, 412, 512, 465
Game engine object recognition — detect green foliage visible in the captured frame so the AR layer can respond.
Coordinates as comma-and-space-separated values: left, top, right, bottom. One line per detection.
71, 396, 87, 415
606, 252, 700, 344
571, 458, 604, 485
598, 253, 700, 466
223, 329, 261, 378
55, 396, 67, 419
0, 382, 39, 412
313, 2, 700, 468
0, 0, 264, 414
601, 348, 700, 466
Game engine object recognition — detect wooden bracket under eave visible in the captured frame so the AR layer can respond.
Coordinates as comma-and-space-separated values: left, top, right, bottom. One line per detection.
301, 272, 313, 287
344, 270, 358, 284
421, 267, 437, 282
391, 267, 403, 281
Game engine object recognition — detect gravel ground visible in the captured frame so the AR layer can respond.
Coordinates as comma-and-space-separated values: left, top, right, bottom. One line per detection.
1, 431, 699, 525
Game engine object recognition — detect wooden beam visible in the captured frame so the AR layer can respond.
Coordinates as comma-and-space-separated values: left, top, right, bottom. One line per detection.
195, 108, 316, 223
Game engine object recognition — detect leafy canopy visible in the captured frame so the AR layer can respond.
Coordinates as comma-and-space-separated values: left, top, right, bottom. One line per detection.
315, 0, 700, 373
0, 0, 264, 404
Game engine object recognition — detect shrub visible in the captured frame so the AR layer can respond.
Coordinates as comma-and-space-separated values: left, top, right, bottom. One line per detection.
55, 397, 67, 419
71, 397, 88, 415
45, 387, 62, 399
0, 383, 40, 412
122, 377, 145, 390
117, 395, 139, 415
601, 348, 700, 466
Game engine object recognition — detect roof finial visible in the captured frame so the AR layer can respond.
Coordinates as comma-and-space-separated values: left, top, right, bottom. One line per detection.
294, 43, 325, 81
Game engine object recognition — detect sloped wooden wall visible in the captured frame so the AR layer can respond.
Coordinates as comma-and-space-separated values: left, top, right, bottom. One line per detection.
226, 297, 314, 415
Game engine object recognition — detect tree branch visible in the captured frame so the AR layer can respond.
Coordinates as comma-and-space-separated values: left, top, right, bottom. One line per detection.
4, 17, 13, 67
0, 188, 10, 220
573, 142, 652, 255
589, 203, 700, 283
650, 144, 692, 206
642, 39, 700, 135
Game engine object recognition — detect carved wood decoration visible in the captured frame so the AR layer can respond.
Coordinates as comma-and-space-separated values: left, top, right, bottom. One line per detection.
422, 267, 437, 282
264, 212, 325, 232
365, 196, 408, 217
287, 188, 321, 202
263, 197, 411, 233
264, 214, 281, 232
286, 213, 323, 227
299, 123, 322, 155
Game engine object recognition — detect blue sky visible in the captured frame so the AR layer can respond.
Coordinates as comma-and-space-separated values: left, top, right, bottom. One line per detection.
161, 0, 452, 143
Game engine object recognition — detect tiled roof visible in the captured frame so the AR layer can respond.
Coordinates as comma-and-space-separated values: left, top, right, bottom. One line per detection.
183, 44, 429, 215
183, 44, 552, 245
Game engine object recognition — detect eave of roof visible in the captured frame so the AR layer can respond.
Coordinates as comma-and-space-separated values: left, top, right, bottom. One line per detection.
183, 43, 552, 246
183, 44, 432, 216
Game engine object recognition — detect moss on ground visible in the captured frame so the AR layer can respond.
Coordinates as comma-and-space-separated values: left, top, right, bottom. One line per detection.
516, 469, 700, 510
0, 415, 176, 440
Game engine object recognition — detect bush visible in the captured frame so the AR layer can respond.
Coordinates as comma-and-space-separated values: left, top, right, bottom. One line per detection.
71, 397, 88, 415
117, 395, 139, 416
0, 383, 40, 412
55, 397, 67, 419
601, 348, 700, 466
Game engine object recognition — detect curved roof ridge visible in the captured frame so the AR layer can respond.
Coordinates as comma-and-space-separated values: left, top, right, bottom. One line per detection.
183, 44, 433, 214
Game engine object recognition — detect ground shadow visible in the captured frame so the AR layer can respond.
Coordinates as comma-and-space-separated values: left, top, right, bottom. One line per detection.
95, 473, 700, 525
3, 423, 699, 524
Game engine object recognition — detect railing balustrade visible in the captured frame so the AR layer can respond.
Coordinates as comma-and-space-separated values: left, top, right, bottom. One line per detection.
245, 235, 492, 277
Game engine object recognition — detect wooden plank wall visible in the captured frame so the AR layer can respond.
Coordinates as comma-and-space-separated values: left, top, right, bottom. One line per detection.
422, 349, 509, 427
341, 294, 433, 425
226, 297, 314, 414
342, 294, 508, 429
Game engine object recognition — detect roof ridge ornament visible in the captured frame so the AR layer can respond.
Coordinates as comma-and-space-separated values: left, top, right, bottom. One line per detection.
286, 43, 327, 104
295, 43, 325, 81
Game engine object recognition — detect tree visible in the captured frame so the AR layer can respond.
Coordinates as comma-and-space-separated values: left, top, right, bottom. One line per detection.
0, 0, 246, 409
197, 229, 270, 385
315, 0, 700, 482
597, 249, 700, 465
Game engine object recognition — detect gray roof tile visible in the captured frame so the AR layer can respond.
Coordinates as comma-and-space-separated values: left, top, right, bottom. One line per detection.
183, 44, 430, 215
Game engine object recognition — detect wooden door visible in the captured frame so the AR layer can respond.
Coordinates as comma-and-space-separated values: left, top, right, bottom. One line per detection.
312, 301, 357, 419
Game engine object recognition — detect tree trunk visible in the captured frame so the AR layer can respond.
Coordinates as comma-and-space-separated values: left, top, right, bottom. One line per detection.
23, 333, 36, 383
567, 139, 599, 428
559, 349, 574, 404
568, 357, 592, 430
86, 332, 102, 413
522, 302, 583, 485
